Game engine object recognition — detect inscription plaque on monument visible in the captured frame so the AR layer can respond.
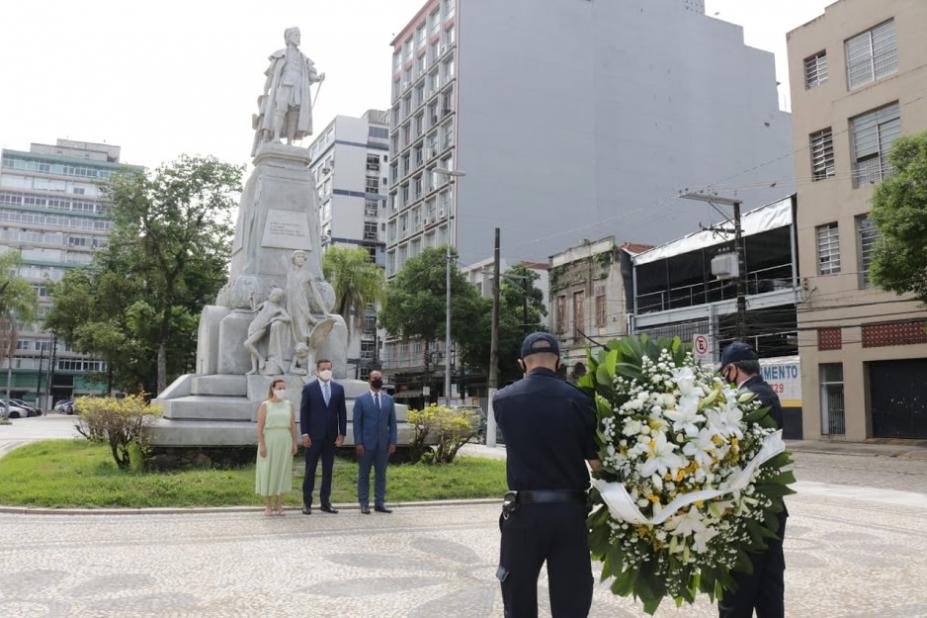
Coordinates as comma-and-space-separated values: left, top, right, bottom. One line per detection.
261, 208, 312, 250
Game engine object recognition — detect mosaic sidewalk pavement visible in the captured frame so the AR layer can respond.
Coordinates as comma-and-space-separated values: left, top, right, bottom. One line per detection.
2, 484, 927, 618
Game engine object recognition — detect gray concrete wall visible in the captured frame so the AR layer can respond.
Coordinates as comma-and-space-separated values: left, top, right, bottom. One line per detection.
455, 0, 794, 265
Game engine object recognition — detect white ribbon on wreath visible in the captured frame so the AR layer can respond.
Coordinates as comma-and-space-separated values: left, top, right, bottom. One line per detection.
592, 430, 786, 526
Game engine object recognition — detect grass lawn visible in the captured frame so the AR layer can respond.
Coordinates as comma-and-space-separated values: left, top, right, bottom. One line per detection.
0, 440, 507, 508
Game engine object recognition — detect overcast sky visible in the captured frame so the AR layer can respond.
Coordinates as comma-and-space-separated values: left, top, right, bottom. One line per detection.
0, 0, 831, 169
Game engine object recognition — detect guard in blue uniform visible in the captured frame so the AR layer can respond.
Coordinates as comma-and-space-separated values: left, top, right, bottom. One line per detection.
718, 342, 787, 618
493, 332, 601, 618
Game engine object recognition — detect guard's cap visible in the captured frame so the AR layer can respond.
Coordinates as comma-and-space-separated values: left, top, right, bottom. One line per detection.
520, 331, 560, 358
719, 341, 758, 367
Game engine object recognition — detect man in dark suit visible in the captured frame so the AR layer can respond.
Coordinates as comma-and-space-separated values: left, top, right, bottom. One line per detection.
718, 341, 787, 618
299, 359, 346, 514
353, 370, 397, 514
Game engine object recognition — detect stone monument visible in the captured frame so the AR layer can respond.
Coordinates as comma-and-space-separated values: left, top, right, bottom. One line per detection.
150, 28, 409, 447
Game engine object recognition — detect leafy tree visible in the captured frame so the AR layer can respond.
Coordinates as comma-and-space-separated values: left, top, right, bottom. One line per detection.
0, 251, 38, 412
380, 246, 487, 367
0, 251, 38, 322
457, 264, 547, 384
870, 132, 927, 303
46, 156, 240, 395
322, 245, 384, 338
103, 155, 242, 394
45, 267, 138, 394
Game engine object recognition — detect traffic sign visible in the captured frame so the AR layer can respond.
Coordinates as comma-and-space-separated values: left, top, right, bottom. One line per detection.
693, 334, 711, 362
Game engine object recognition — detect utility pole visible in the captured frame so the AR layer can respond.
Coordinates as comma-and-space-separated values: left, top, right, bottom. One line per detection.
679, 190, 747, 340
732, 199, 747, 340
486, 228, 501, 447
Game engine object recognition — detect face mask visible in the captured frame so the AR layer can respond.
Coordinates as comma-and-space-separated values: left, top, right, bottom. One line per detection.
318, 369, 333, 381
722, 366, 735, 384
370, 378, 383, 389
273, 388, 287, 398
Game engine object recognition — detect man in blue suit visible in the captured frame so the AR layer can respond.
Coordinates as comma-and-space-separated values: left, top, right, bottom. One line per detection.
300, 359, 346, 514
353, 370, 397, 514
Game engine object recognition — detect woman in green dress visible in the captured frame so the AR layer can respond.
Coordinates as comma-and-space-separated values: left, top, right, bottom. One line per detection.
255, 378, 298, 516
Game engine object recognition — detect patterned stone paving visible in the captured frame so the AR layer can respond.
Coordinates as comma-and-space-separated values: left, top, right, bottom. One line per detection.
2, 485, 927, 618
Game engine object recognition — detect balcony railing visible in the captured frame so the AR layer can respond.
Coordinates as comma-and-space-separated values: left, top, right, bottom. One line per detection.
636, 263, 794, 314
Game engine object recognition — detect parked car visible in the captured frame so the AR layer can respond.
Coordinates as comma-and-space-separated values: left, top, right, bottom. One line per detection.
53, 399, 76, 415
0, 401, 30, 419
10, 399, 41, 417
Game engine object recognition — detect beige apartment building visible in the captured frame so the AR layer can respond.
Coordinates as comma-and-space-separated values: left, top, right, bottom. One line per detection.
788, 0, 927, 441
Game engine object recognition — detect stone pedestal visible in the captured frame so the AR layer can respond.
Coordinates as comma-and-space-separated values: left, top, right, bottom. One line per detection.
196, 305, 231, 375
152, 143, 381, 446
226, 144, 321, 307
217, 310, 254, 375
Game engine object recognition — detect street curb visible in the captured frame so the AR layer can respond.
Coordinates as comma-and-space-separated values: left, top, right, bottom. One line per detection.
0, 497, 501, 516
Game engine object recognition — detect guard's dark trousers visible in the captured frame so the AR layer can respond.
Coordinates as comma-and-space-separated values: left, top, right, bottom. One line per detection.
302, 439, 335, 508
718, 515, 787, 618
497, 503, 593, 618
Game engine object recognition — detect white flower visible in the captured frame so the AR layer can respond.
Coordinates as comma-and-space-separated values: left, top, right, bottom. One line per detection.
673, 366, 697, 395
664, 394, 704, 436
692, 526, 720, 553
682, 428, 717, 469
666, 507, 707, 538
637, 433, 686, 478
622, 418, 644, 437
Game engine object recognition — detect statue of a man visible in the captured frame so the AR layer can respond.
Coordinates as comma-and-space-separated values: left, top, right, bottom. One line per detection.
252, 27, 325, 155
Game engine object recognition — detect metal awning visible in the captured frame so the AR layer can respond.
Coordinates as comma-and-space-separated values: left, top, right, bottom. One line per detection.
633, 196, 793, 266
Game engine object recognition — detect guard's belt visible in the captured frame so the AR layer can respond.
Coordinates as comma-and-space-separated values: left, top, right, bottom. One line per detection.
513, 489, 587, 505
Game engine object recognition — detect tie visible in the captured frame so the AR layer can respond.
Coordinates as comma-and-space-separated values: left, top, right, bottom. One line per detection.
374, 392, 380, 409
323, 382, 330, 406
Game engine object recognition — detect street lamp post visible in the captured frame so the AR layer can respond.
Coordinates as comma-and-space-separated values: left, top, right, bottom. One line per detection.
434, 168, 466, 406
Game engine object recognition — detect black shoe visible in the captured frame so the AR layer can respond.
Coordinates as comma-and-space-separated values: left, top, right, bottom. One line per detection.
321, 504, 338, 514
360, 506, 371, 514
375, 506, 392, 514
301, 506, 312, 515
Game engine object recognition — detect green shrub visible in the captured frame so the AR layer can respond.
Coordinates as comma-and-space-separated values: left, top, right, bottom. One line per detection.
407, 404, 479, 464
75, 395, 162, 470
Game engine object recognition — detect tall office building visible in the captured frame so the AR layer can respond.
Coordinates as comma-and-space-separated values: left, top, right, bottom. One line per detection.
384, 0, 793, 275
308, 110, 390, 376
382, 0, 794, 389
788, 0, 927, 441
0, 139, 138, 406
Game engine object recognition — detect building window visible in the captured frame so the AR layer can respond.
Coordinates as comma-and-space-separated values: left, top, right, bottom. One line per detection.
804, 50, 828, 89
556, 295, 566, 334
819, 363, 845, 435
365, 200, 379, 218
595, 287, 606, 328
856, 215, 879, 288
366, 154, 381, 172
845, 19, 897, 90
365, 176, 380, 194
809, 128, 834, 181
816, 222, 840, 275
572, 291, 585, 341
850, 102, 901, 187
364, 222, 378, 241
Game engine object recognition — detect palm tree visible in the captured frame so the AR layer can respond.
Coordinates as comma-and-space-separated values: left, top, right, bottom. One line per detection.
322, 246, 384, 340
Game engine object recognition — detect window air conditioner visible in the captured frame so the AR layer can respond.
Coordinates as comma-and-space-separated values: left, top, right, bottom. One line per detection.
710, 252, 740, 280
